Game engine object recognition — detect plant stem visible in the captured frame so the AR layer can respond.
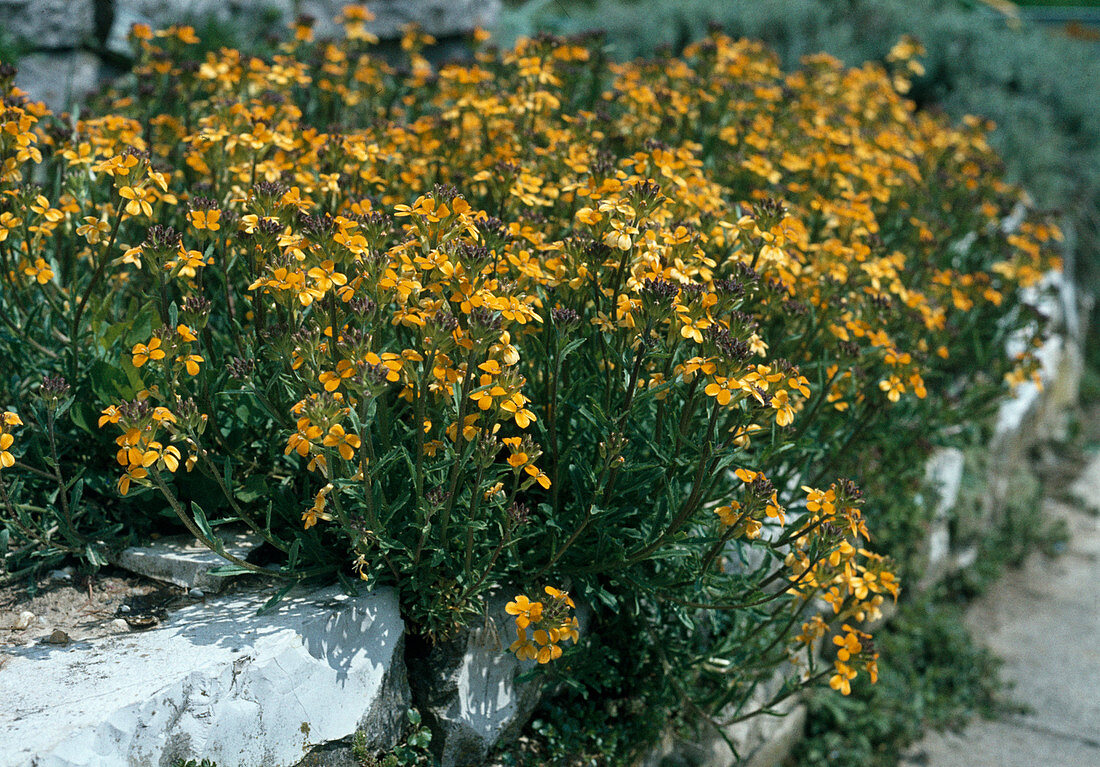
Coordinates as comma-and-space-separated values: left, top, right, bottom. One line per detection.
149, 466, 278, 577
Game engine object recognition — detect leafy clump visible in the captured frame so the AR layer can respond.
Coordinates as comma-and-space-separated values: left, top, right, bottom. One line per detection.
0, 4, 1059, 749
792, 593, 1015, 767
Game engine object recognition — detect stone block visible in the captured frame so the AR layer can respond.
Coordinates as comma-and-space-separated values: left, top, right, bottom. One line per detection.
406, 594, 542, 767
743, 704, 807, 767
114, 532, 261, 592
105, 0, 500, 56
639, 669, 805, 767
106, 0, 296, 56
925, 448, 965, 521
1069, 454, 1100, 515
1, 585, 407, 767
13, 51, 101, 113
0, 0, 95, 49
405, 590, 593, 767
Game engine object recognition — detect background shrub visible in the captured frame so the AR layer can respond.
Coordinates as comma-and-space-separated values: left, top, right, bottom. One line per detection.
498, 0, 1100, 336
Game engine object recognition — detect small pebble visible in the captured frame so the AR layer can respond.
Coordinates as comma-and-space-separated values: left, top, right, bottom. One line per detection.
119, 604, 131, 613
109, 618, 130, 632
44, 629, 71, 645
48, 567, 74, 582
188, 588, 204, 599
13, 611, 36, 630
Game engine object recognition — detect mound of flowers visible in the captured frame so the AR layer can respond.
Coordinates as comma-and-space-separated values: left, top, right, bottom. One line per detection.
0, 6, 1059, 749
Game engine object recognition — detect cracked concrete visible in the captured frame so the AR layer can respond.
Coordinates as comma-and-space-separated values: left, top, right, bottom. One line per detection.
901, 452, 1100, 767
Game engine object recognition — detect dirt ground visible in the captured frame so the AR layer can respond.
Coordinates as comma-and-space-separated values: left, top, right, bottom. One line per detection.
0, 566, 178, 653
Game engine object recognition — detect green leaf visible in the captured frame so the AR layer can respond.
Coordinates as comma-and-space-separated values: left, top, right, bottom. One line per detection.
256, 582, 296, 615
287, 538, 301, 571
54, 396, 75, 419
207, 564, 258, 577
558, 337, 587, 362
84, 543, 108, 568
69, 477, 85, 511
235, 475, 272, 504
89, 359, 134, 401
68, 401, 94, 435
190, 501, 217, 545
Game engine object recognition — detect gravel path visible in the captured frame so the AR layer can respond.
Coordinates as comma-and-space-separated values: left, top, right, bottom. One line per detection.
900, 453, 1100, 767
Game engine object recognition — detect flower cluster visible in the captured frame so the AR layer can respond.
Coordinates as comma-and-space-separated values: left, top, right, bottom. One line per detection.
506, 587, 580, 664
0, 412, 22, 470
0, 6, 1061, 717
99, 400, 186, 494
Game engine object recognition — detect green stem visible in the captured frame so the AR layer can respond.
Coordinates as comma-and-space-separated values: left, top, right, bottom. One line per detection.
69, 205, 124, 379
149, 466, 278, 577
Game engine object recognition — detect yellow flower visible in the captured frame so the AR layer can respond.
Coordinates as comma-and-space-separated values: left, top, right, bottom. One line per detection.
22, 258, 54, 284
575, 206, 602, 226
544, 586, 575, 608
132, 337, 166, 367
829, 660, 857, 696
119, 185, 153, 218
715, 501, 741, 527
771, 389, 795, 426
319, 359, 357, 392
177, 324, 198, 342
508, 628, 538, 661
533, 636, 563, 664
77, 216, 112, 244
180, 354, 204, 376
505, 594, 542, 629
878, 375, 904, 403
286, 417, 323, 457
322, 424, 361, 461
0, 412, 20, 469
303, 485, 334, 529
118, 466, 148, 495
141, 442, 181, 472
187, 208, 221, 231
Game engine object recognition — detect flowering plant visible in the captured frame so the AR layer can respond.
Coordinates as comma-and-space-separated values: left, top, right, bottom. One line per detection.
0, 9, 1059, 746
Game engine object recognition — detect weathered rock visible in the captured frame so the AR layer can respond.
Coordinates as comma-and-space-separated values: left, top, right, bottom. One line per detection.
925, 448, 966, 522
0, 0, 95, 49
43, 629, 71, 645
105, 0, 296, 56
114, 532, 260, 592
13, 51, 101, 112
1, 584, 407, 767
406, 594, 544, 767
104, 0, 500, 55
995, 268, 1085, 452
1069, 453, 1100, 514
640, 670, 805, 767
914, 447, 966, 588
48, 567, 74, 582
